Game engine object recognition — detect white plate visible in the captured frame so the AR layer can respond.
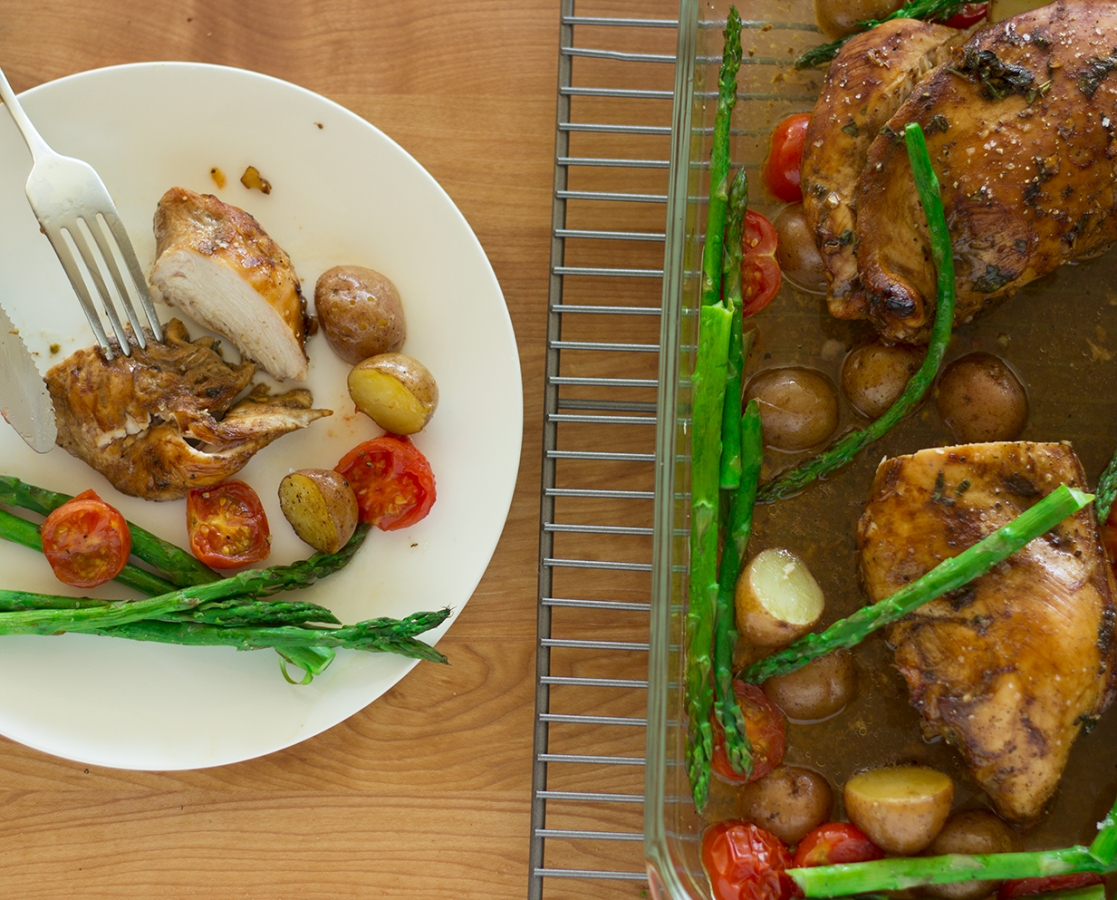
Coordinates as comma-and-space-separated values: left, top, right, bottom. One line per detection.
0, 62, 522, 770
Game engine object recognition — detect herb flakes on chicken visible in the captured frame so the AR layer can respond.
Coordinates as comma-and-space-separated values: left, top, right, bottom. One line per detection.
45, 319, 331, 501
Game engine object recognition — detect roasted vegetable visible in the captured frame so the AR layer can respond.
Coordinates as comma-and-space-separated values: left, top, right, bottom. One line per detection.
279, 468, 360, 554
347, 352, 439, 435
315, 265, 406, 365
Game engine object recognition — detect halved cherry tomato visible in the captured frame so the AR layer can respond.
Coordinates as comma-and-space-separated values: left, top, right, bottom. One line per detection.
998, 873, 1105, 900
942, 3, 989, 29
186, 480, 271, 569
336, 434, 436, 531
762, 113, 810, 204
702, 821, 800, 900
711, 681, 787, 783
41, 489, 132, 588
742, 209, 782, 317
791, 822, 885, 868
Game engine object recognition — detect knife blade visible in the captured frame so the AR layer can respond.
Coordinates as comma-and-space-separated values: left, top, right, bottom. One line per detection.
0, 300, 56, 453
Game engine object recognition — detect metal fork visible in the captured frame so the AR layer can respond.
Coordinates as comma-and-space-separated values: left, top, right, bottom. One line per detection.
0, 64, 162, 359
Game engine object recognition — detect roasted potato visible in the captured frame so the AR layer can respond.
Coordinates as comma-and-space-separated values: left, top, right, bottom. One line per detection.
347, 352, 439, 435
813, 0, 906, 39
744, 367, 839, 452
278, 468, 359, 554
736, 548, 825, 648
773, 204, 827, 294
844, 765, 954, 855
933, 352, 1029, 443
315, 265, 406, 364
840, 341, 925, 420
739, 765, 833, 845
762, 650, 856, 722
923, 810, 1022, 900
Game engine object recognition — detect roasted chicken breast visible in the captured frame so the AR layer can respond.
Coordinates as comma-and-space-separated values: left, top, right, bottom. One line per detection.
858, 441, 1117, 822
852, 0, 1117, 343
46, 319, 330, 501
802, 18, 958, 318
150, 187, 310, 381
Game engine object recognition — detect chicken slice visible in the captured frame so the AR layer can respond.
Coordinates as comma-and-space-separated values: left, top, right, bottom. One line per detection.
150, 187, 310, 381
802, 18, 959, 319
46, 319, 331, 501
853, 0, 1117, 343
857, 441, 1117, 822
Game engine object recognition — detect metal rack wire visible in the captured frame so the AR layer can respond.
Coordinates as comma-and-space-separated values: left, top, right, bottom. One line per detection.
529, 2, 679, 897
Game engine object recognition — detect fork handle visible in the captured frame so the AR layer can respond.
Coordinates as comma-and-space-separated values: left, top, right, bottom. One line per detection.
0, 65, 52, 163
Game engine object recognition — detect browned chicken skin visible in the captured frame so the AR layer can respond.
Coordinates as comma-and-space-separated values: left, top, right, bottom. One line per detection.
802, 18, 959, 318
45, 319, 331, 501
851, 0, 1117, 343
858, 442, 1117, 822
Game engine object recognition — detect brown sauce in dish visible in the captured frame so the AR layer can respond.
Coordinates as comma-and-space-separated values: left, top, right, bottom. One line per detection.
720, 254, 1117, 852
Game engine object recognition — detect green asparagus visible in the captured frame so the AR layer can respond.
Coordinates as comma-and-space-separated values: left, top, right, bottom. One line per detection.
712, 399, 762, 777
1089, 792, 1117, 866
795, 0, 977, 70
719, 167, 752, 491
1094, 448, 1117, 523
743, 484, 1093, 685
756, 122, 954, 504
0, 474, 220, 586
685, 5, 743, 812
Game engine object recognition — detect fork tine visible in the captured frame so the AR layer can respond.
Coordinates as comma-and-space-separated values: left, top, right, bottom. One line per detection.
100, 208, 163, 343
85, 213, 147, 349
65, 222, 133, 353
39, 226, 116, 359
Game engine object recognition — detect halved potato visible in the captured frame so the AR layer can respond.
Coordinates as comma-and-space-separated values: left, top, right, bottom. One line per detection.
735, 548, 825, 648
347, 352, 438, 435
843, 765, 954, 855
278, 468, 359, 554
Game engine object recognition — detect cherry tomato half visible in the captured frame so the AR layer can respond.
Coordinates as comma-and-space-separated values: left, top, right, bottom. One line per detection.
742, 209, 782, 318
942, 3, 989, 29
791, 822, 884, 868
998, 873, 1105, 900
711, 681, 787, 784
336, 434, 436, 531
702, 821, 800, 900
762, 113, 810, 204
41, 489, 132, 588
187, 480, 271, 569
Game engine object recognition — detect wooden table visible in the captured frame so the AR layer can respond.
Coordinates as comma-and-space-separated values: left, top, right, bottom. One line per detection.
0, 2, 564, 897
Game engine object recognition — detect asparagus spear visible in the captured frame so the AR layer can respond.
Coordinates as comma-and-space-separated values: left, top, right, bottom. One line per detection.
712, 399, 762, 777
1089, 792, 1117, 866
685, 5, 743, 812
719, 167, 752, 491
789, 846, 1112, 895
756, 122, 954, 504
742, 483, 1093, 684
89, 609, 452, 664
0, 474, 220, 586
794, 0, 976, 70
1094, 449, 1117, 523
0, 506, 177, 596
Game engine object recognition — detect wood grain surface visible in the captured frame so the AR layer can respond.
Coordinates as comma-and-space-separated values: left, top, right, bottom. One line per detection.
0, 1, 575, 897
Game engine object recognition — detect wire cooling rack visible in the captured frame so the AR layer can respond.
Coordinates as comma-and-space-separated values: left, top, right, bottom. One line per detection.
529, 2, 679, 897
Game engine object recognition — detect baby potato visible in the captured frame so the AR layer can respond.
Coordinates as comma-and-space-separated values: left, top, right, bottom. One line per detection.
348, 353, 439, 435
315, 265, 406, 364
844, 765, 954, 855
739, 765, 833, 846
744, 366, 840, 452
840, 341, 925, 420
736, 548, 825, 648
813, 0, 906, 39
762, 650, 856, 722
278, 468, 359, 554
934, 352, 1029, 443
923, 810, 1022, 900
772, 204, 827, 294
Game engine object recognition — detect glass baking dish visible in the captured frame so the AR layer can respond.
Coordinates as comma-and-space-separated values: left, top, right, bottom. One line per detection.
645, 1, 1117, 897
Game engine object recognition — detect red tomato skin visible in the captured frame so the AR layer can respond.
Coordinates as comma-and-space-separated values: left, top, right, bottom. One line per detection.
762, 113, 810, 204
186, 480, 271, 569
336, 434, 436, 531
711, 681, 787, 784
702, 821, 801, 900
40, 489, 132, 588
998, 873, 1105, 900
791, 822, 885, 868
942, 3, 989, 29
741, 210, 782, 318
